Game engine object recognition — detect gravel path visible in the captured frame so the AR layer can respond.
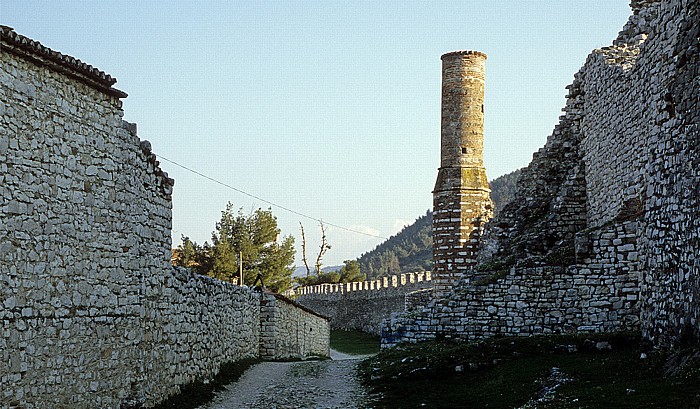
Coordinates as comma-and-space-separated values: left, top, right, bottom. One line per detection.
198, 350, 373, 409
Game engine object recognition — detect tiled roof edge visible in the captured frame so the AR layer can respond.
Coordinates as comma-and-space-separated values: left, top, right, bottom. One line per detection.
1, 25, 128, 98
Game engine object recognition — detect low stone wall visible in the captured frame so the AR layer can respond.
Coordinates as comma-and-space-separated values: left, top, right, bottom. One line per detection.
134, 268, 262, 406
383, 222, 641, 347
294, 272, 432, 335
260, 293, 330, 360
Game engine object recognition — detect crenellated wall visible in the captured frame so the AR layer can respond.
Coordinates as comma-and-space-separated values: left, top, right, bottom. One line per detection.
289, 271, 432, 297
292, 272, 432, 335
0, 26, 329, 409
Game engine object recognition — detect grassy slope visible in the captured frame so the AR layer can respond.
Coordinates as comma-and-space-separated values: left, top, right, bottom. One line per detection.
358, 333, 700, 408
331, 329, 381, 355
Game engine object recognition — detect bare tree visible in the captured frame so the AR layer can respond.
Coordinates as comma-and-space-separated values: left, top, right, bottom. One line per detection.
300, 222, 311, 277
314, 221, 331, 275
299, 221, 332, 277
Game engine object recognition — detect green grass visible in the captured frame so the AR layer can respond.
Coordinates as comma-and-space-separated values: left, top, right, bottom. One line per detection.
358, 333, 700, 408
330, 329, 381, 355
152, 358, 259, 409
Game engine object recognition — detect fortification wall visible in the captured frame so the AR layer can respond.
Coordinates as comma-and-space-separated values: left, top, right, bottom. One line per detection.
0, 27, 329, 408
632, 0, 700, 347
383, 222, 642, 346
384, 0, 699, 349
294, 272, 432, 335
573, 0, 700, 347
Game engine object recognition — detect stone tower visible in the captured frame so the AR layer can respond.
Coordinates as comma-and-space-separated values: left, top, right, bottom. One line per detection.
433, 50, 493, 297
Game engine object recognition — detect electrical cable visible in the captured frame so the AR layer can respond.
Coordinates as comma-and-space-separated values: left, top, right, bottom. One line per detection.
156, 154, 388, 240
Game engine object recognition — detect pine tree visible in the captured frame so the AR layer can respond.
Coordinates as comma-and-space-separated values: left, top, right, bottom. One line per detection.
173, 203, 295, 293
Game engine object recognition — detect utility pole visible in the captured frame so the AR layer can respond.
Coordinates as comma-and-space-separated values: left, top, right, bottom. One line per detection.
239, 251, 243, 286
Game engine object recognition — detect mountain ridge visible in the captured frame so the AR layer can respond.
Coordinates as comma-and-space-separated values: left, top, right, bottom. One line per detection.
358, 169, 522, 278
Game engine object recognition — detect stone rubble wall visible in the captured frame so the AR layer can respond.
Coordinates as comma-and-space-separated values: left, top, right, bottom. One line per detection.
574, 0, 699, 347
383, 222, 642, 347
405, 288, 433, 311
0, 27, 329, 409
635, 0, 700, 347
259, 293, 330, 360
133, 268, 262, 406
383, 0, 700, 349
293, 272, 432, 335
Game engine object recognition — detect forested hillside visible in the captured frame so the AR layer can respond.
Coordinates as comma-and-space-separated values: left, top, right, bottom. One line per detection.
490, 169, 522, 215
358, 169, 522, 278
358, 211, 433, 277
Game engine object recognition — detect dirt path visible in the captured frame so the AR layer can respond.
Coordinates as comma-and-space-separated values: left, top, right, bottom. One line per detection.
198, 350, 372, 409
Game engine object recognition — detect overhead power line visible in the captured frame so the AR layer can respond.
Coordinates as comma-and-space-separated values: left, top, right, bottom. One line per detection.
156, 154, 388, 240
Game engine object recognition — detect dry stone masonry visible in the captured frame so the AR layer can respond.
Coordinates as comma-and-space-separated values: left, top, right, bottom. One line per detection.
259, 292, 330, 360
0, 26, 329, 408
292, 272, 432, 335
383, 0, 699, 349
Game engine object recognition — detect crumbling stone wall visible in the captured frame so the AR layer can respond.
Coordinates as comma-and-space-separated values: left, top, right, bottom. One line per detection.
0, 27, 329, 408
572, 0, 699, 347
383, 222, 642, 347
293, 272, 432, 335
384, 0, 699, 349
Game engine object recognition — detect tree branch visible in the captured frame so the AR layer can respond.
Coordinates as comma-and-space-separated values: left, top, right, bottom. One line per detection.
300, 222, 311, 277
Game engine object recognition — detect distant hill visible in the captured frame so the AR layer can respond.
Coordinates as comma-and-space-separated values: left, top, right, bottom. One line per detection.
358, 169, 522, 278
490, 169, 522, 216
293, 265, 342, 278
358, 210, 433, 278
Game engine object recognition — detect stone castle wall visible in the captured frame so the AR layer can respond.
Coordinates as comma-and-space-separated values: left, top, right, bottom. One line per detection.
0, 27, 329, 408
565, 0, 699, 347
293, 272, 432, 335
632, 0, 700, 347
383, 222, 642, 346
383, 0, 699, 349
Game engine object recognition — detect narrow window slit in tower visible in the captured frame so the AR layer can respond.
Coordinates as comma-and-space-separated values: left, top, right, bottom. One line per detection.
462, 147, 467, 154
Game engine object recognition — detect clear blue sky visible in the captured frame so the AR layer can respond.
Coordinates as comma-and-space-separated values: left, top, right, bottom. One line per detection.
3, 1, 631, 267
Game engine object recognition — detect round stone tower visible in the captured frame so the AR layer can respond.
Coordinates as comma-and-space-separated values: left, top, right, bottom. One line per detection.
433, 50, 493, 297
